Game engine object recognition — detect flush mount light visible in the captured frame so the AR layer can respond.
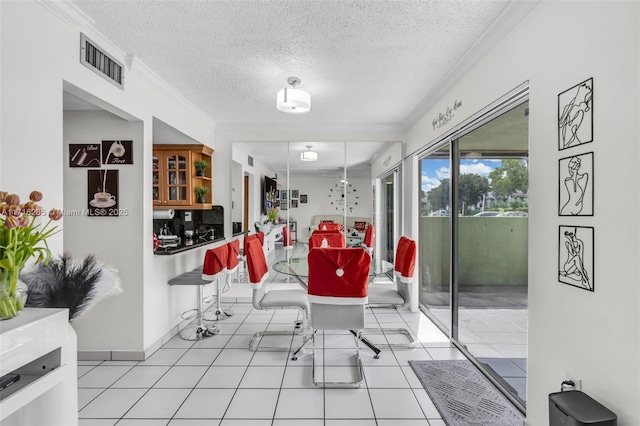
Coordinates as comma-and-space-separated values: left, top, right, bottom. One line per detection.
301, 145, 318, 162
277, 76, 311, 114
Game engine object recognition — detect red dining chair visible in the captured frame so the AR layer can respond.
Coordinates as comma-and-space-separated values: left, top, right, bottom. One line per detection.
366, 236, 417, 347
245, 237, 311, 353
309, 231, 346, 249
363, 224, 375, 254
307, 247, 371, 387
318, 222, 341, 231
202, 244, 234, 321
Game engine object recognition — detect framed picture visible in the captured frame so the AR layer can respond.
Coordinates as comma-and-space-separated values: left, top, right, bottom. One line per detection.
88, 170, 119, 216
291, 200, 298, 208
291, 189, 299, 199
281, 190, 288, 201
559, 152, 593, 216
558, 225, 594, 291
102, 140, 133, 165
558, 78, 593, 150
300, 194, 308, 203
281, 201, 288, 210
69, 143, 101, 167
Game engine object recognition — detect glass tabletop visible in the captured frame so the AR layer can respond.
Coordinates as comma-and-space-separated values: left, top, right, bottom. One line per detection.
272, 255, 393, 278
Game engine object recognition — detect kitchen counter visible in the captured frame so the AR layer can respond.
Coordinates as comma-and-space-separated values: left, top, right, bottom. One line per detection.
154, 236, 225, 255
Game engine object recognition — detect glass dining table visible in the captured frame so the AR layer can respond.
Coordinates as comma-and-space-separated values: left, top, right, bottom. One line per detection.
272, 254, 393, 359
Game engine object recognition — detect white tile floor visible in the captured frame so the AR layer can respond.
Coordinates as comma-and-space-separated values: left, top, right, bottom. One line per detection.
77, 243, 520, 425
78, 301, 459, 425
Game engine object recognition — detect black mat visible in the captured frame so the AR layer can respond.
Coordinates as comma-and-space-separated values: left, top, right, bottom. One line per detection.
409, 359, 525, 426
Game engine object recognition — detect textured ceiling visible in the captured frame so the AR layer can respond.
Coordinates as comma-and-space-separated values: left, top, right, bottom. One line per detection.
70, 0, 518, 131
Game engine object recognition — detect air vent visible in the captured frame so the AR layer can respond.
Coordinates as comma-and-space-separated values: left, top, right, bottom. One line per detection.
80, 33, 124, 89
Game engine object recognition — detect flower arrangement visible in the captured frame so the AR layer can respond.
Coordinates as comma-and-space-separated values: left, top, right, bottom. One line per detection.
0, 190, 62, 319
267, 207, 279, 223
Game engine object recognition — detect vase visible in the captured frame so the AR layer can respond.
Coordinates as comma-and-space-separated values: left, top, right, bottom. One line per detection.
0, 268, 27, 320
197, 195, 206, 203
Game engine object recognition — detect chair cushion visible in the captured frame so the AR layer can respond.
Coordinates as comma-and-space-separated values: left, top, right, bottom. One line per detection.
261, 289, 309, 310
367, 287, 405, 305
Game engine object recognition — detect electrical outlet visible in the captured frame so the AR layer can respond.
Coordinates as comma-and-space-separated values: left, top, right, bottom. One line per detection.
564, 374, 582, 391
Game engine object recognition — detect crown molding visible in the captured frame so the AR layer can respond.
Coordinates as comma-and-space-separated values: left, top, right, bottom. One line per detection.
401, 0, 538, 132
38, 0, 216, 129
215, 122, 404, 135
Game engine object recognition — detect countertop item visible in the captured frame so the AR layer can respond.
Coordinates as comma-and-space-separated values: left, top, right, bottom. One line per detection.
154, 236, 224, 255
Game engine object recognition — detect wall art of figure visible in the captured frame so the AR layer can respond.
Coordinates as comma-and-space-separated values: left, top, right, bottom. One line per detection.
559, 152, 593, 216
558, 78, 593, 150
558, 225, 594, 291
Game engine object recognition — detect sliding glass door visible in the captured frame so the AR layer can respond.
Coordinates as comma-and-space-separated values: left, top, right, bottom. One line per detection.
418, 99, 529, 411
379, 170, 397, 264
419, 144, 451, 334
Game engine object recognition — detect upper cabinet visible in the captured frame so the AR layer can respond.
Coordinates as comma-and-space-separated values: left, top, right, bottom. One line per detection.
153, 144, 213, 209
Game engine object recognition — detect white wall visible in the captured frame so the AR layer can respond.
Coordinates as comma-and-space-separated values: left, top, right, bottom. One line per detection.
405, 2, 639, 424
63, 110, 144, 352
1, 1, 218, 357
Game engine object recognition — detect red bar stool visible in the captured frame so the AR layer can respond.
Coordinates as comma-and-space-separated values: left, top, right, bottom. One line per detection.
202, 244, 234, 321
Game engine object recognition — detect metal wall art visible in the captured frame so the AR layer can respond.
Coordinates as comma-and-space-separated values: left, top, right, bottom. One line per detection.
558, 78, 593, 150
559, 152, 593, 216
558, 225, 594, 291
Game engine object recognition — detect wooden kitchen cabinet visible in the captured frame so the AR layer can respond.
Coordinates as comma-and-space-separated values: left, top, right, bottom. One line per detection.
153, 144, 213, 209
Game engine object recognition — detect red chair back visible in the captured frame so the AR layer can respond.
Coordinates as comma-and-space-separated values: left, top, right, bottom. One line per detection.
226, 239, 240, 272
394, 236, 416, 283
282, 225, 293, 248
244, 232, 265, 253
246, 237, 269, 288
201, 244, 228, 281
307, 248, 370, 305
309, 232, 346, 249
319, 222, 341, 231
363, 225, 374, 250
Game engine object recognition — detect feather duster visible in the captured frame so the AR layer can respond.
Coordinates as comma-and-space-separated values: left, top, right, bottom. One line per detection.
21, 252, 122, 320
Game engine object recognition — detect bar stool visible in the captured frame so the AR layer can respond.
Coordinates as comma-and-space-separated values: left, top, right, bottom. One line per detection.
235, 232, 264, 282
202, 244, 234, 321
168, 268, 219, 340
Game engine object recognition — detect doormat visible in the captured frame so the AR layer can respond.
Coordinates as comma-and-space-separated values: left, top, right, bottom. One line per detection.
408, 359, 524, 426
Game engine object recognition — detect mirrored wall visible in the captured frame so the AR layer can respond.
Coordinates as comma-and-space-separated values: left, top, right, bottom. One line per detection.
231, 141, 397, 246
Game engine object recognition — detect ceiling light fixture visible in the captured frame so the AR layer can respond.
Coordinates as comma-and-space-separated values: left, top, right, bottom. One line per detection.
301, 145, 318, 162
276, 76, 311, 114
